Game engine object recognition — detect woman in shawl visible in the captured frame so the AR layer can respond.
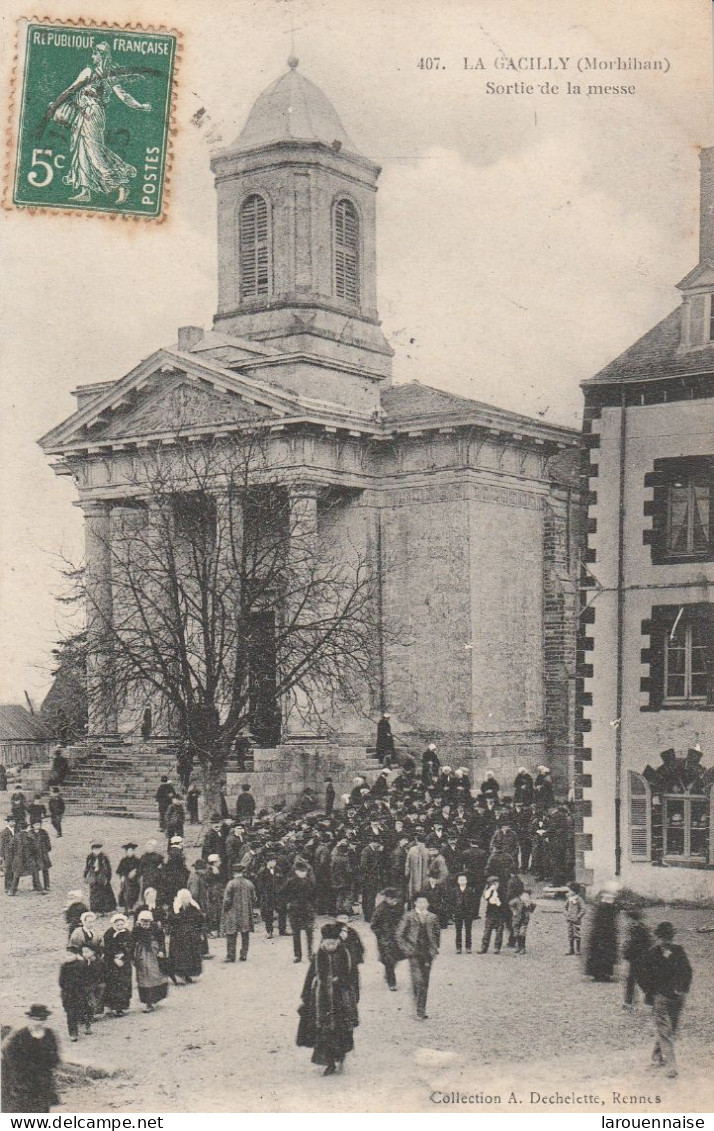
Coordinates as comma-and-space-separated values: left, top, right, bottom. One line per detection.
297, 922, 359, 1076
167, 889, 204, 983
46, 42, 151, 205
68, 911, 105, 1016
102, 914, 133, 1016
132, 910, 168, 1012
83, 842, 117, 914
585, 882, 621, 982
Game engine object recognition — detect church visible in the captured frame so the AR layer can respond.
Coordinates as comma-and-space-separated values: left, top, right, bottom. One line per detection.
39, 57, 582, 801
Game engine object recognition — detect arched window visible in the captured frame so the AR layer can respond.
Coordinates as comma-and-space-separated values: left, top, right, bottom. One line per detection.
239, 194, 271, 300
333, 199, 359, 303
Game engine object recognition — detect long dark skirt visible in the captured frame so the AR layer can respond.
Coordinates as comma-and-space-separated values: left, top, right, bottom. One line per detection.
137, 982, 168, 1006
89, 883, 117, 914
585, 902, 618, 980
104, 963, 132, 1012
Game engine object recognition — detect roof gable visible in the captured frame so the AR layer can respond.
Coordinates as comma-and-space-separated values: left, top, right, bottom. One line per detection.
676, 260, 714, 291
97, 375, 271, 441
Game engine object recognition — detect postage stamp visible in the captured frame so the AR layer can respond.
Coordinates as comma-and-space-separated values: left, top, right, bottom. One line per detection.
9, 19, 179, 219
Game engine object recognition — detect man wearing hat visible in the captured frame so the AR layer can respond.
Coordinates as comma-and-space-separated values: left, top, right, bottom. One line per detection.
376, 713, 396, 764
117, 843, 141, 912
154, 775, 175, 832
396, 894, 440, 1019
221, 863, 257, 962
1, 813, 16, 893
641, 922, 693, 1078
1, 1004, 60, 1112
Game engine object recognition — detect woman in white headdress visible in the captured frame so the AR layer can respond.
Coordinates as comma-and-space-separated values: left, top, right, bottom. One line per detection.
103, 914, 133, 1016
132, 910, 168, 1012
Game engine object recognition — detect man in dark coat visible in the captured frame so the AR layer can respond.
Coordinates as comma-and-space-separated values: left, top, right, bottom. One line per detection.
359, 838, 383, 921
256, 854, 280, 937
460, 840, 486, 917
396, 895, 440, 1019
640, 921, 693, 1078
1, 1004, 60, 1112
512, 801, 533, 872
235, 783, 256, 826
313, 836, 334, 915
10, 823, 44, 895
622, 909, 653, 1008
370, 888, 404, 989
450, 873, 480, 953
49, 746, 69, 786
421, 744, 440, 788
48, 787, 65, 837
202, 814, 228, 878
31, 820, 52, 891
418, 868, 450, 929
282, 861, 316, 962
376, 714, 396, 764
1, 813, 16, 892
324, 778, 335, 817
533, 767, 555, 811
513, 767, 534, 805
480, 771, 500, 800
138, 839, 164, 896
164, 796, 185, 843
155, 776, 175, 831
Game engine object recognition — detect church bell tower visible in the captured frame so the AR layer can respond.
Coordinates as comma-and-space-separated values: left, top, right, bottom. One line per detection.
211, 57, 392, 383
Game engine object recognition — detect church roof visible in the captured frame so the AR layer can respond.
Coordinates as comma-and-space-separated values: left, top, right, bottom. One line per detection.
583, 306, 714, 387
381, 381, 576, 442
231, 58, 359, 155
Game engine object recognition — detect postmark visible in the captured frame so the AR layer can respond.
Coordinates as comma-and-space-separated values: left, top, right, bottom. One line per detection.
8, 18, 179, 219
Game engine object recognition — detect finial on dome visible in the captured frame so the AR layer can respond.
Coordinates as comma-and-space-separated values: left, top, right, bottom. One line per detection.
288, 55, 299, 70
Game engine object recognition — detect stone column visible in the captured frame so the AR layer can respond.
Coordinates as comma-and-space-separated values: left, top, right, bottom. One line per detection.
284, 484, 321, 740
83, 500, 118, 736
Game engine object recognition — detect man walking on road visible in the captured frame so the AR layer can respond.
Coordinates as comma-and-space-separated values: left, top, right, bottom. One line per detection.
396, 894, 440, 1020
642, 921, 693, 1078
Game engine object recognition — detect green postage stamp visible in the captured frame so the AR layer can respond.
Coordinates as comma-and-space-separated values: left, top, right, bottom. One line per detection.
10, 20, 179, 219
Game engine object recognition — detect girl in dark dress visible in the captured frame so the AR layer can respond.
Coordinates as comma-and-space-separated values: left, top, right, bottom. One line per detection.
132, 910, 169, 1012
102, 914, 133, 1015
167, 888, 204, 983
297, 922, 359, 1076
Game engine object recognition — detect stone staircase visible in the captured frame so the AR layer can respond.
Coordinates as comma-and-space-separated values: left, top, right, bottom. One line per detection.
61, 742, 179, 820
61, 739, 382, 820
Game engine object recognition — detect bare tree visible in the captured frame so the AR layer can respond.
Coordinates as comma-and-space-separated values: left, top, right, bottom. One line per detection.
81, 431, 395, 814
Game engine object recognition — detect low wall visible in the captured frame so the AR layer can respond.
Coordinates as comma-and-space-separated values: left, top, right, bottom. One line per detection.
226, 743, 377, 812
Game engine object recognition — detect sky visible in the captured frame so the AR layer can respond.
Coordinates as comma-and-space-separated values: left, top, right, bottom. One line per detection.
0, 0, 712, 706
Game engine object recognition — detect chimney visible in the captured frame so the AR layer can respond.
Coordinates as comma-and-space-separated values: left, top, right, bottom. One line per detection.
699, 147, 714, 262
177, 325, 204, 351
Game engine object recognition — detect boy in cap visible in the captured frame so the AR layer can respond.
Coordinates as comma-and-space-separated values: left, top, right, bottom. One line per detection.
641, 922, 693, 1078
564, 881, 586, 956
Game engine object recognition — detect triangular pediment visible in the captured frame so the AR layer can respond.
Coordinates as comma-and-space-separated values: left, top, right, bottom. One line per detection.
38, 347, 325, 453
97, 375, 271, 440
676, 259, 714, 291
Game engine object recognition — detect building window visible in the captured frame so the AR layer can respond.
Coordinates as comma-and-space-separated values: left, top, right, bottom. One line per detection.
239, 194, 271, 300
647, 603, 714, 710
662, 795, 710, 861
333, 199, 359, 303
650, 457, 714, 564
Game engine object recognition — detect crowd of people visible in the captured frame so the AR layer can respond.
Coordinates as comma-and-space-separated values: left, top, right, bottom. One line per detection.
0, 739, 696, 1109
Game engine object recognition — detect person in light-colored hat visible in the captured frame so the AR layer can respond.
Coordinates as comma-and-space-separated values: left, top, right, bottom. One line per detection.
103, 913, 132, 1016
132, 909, 169, 1012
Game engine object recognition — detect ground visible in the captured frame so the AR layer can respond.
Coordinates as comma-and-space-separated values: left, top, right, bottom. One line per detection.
1, 815, 712, 1114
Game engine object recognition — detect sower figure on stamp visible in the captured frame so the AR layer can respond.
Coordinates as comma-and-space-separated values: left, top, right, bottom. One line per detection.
396, 894, 440, 1020
46, 42, 152, 205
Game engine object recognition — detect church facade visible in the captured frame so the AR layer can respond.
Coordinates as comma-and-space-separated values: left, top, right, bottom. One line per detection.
40, 58, 582, 792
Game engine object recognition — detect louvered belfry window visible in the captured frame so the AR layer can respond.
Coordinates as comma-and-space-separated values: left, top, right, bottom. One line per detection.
239, 194, 270, 300
334, 199, 359, 303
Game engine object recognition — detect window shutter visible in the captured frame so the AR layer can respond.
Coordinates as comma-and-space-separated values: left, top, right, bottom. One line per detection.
333, 200, 359, 303
629, 770, 651, 861
239, 195, 270, 300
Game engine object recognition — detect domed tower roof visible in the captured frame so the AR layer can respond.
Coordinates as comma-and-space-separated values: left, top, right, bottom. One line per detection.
232, 57, 360, 155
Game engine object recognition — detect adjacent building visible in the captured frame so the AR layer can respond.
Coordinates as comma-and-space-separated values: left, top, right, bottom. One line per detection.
578, 150, 714, 901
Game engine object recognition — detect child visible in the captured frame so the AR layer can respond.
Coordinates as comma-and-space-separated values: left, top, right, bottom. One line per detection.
48, 787, 65, 838
564, 881, 586, 956
622, 908, 652, 1009
479, 874, 504, 953
58, 943, 93, 1041
510, 888, 537, 953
